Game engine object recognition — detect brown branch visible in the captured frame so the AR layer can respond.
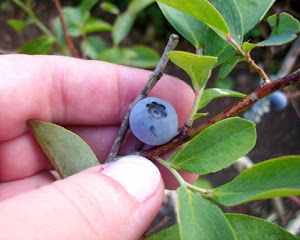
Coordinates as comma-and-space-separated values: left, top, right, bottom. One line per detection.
141, 69, 300, 159
106, 34, 179, 163
52, 0, 79, 58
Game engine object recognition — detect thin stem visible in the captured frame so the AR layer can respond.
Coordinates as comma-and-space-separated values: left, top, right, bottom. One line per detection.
156, 158, 186, 186
12, 0, 55, 38
227, 36, 270, 83
186, 90, 201, 127
157, 158, 207, 194
106, 34, 179, 163
141, 69, 300, 159
52, 0, 79, 58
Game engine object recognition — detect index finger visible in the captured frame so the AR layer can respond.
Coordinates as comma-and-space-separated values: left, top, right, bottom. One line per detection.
0, 55, 194, 140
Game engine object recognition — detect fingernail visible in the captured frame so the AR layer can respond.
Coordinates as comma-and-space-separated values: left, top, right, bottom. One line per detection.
101, 155, 161, 202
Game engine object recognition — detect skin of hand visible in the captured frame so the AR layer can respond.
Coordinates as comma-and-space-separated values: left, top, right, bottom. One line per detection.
0, 55, 197, 239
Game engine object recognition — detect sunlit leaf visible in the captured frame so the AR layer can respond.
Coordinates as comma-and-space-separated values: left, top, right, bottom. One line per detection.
7, 19, 27, 32
212, 156, 300, 206
192, 112, 209, 120
100, 2, 120, 15
83, 18, 111, 33
28, 120, 99, 179
198, 88, 245, 110
156, 0, 229, 39
158, 3, 208, 49
97, 46, 159, 68
19, 35, 55, 54
168, 51, 217, 91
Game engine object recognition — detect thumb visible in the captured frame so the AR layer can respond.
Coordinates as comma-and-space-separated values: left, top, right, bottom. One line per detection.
0, 156, 164, 240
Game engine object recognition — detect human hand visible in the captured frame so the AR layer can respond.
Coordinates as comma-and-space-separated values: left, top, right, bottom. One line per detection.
0, 55, 196, 239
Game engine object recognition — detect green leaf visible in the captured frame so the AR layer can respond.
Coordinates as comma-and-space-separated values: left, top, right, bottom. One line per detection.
147, 224, 180, 240
97, 46, 159, 68
112, 0, 154, 46
218, 56, 242, 80
53, 7, 83, 40
81, 36, 107, 59
158, 3, 208, 49
7, 19, 27, 32
19, 35, 55, 54
193, 177, 213, 190
112, 12, 136, 46
198, 88, 245, 110
233, 0, 276, 33
80, 0, 99, 15
128, 0, 155, 15
156, 0, 230, 39
192, 112, 209, 120
158, 0, 242, 66
177, 186, 237, 240
226, 214, 299, 240
100, 2, 120, 15
168, 51, 217, 91
243, 13, 300, 53
212, 156, 300, 206
83, 18, 111, 33
168, 117, 256, 175
216, 76, 235, 90
28, 120, 99, 179
126, 45, 160, 68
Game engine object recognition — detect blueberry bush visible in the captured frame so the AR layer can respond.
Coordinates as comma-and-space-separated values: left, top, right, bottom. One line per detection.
9, 0, 300, 239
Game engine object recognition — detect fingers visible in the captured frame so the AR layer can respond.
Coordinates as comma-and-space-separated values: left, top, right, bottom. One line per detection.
0, 157, 164, 240
0, 171, 55, 201
0, 55, 194, 140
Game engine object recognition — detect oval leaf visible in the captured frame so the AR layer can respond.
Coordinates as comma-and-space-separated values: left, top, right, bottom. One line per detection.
7, 19, 27, 32
81, 36, 107, 59
158, 3, 208, 49
212, 155, 300, 206
168, 117, 256, 175
168, 51, 217, 91
177, 186, 237, 240
233, 0, 276, 33
226, 214, 299, 240
243, 13, 300, 53
28, 120, 99, 179
218, 56, 242, 80
198, 88, 245, 110
19, 35, 55, 54
156, 0, 230, 38
97, 46, 159, 68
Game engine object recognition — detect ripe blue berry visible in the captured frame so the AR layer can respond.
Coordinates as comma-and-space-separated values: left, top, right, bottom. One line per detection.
269, 91, 288, 111
129, 97, 178, 145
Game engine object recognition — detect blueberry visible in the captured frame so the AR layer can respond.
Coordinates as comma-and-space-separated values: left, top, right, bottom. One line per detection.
129, 97, 178, 145
269, 91, 288, 111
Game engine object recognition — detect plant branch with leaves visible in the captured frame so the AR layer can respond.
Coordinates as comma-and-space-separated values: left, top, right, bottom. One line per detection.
18, 0, 300, 239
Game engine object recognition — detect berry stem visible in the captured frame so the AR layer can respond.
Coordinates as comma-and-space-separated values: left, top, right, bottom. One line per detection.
141, 69, 300, 159
106, 34, 179, 163
186, 90, 201, 127
157, 158, 207, 194
227, 37, 270, 84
